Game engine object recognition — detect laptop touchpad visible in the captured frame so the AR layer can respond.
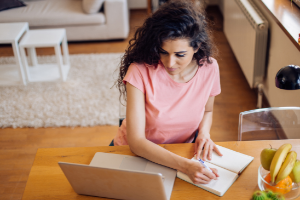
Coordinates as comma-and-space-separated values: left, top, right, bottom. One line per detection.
119, 157, 148, 171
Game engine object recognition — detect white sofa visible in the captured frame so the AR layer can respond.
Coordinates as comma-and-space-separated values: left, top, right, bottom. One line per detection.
0, 0, 130, 41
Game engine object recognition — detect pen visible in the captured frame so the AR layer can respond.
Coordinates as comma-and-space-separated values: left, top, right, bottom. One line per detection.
199, 159, 213, 173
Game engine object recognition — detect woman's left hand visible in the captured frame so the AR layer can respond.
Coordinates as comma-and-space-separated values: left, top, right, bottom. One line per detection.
194, 133, 223, 161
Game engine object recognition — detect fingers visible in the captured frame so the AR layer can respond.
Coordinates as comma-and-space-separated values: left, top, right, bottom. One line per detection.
196, 140, 212, 161
193, 174, 211, 184
195, 140, 205, 160
195, 139, 223, 160
213, 145, 223, 156
198, 173, 211, 182
193, 178, 210, 184
208, 147, 213, 160
203, 168, 217, 180
188, 161, 218, 185
202, 143, 213, 161
192, 169, 217, 184
211, 168, 219, 177
202, 145, 208, 161
202, 144, 223, 161
199, 165, 217, 180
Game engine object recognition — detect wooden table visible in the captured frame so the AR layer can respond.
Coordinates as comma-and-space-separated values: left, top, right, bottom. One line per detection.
22, 140, 300, 200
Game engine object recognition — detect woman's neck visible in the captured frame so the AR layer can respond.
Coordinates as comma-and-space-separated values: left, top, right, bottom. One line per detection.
167, 60, 199, 83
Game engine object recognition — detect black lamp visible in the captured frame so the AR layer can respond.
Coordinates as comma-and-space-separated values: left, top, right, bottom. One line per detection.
275, 65, 300, 90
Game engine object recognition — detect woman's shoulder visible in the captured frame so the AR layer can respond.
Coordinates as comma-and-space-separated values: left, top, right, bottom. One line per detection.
130, 62, 157, 67
200, 57, 218, 65
127, 62, 145, 74
129, 62, 158, 73
200, 57, 219, 72
209, 57, 218, 64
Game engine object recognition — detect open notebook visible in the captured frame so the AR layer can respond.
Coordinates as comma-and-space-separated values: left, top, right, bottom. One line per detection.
177, 145, 254, 197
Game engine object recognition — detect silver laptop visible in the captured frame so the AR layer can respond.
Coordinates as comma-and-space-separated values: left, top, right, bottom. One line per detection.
58, 152, 177, 200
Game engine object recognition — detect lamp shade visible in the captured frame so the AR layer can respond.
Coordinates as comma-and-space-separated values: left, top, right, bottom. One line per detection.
275, 65, 300, 90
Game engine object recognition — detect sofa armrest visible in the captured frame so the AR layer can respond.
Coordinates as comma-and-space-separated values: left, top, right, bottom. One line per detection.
104, 0, 130, 39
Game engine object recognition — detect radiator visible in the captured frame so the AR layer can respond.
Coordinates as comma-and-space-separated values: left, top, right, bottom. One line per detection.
224, 0, 268, 88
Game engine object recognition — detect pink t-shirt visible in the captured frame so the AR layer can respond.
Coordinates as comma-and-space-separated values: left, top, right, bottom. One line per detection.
114, 58, 221, 146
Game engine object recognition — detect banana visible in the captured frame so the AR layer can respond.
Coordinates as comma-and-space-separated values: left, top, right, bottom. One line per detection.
275, 151, 297, 184
270, 143, 292, 183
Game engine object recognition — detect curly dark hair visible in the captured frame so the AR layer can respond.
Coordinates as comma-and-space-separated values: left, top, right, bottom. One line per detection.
116, 0, 216, 102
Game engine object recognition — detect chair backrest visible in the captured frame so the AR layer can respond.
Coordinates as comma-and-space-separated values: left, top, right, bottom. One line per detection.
238, 107, 300, 141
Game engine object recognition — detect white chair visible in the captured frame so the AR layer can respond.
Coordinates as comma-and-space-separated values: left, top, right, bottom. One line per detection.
238, 107, 300, 141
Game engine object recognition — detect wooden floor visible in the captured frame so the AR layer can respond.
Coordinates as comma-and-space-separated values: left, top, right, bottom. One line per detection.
0, 7, 258, 200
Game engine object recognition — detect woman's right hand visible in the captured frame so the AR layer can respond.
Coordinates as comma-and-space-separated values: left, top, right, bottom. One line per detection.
184, 159, 219, 184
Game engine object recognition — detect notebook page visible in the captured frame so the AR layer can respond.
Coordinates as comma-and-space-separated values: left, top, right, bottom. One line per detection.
202, 145, 254, 174
177, 161, 238, 196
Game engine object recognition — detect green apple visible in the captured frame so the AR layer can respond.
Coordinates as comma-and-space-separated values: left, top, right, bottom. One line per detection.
290, 159, 300, 183
260, 147, 277, 171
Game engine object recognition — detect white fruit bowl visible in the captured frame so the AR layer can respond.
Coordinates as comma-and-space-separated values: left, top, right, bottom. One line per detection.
258, 165, 300, 200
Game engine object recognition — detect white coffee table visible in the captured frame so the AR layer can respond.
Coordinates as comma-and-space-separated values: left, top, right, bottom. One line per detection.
0, 22, 29, 85
19, 29, 70, 82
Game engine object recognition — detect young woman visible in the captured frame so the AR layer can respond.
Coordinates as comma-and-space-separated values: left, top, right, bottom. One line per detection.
112, 0, 223, 184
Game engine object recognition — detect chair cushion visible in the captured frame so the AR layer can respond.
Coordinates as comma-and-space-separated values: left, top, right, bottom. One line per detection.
82, 0, 104, 14
0, 0, 105, 27
0, 0, 26, 12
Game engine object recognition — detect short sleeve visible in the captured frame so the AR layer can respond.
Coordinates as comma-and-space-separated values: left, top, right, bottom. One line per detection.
123, 63, 145, 94
209, 59, 221, 97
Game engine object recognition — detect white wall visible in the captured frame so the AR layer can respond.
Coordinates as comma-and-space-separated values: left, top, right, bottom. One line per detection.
252, 0, 300, 107
221, 0, 300, 107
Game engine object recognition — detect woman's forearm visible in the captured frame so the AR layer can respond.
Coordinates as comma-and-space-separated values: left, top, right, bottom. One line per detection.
128, 136, 191, 174
128, 134, 218, 184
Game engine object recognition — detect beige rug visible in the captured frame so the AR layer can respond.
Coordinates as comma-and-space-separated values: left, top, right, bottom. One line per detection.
0, 53, 123, 128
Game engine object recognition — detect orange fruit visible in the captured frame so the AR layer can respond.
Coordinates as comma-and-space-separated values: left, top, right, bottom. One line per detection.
264, 173, 293, 194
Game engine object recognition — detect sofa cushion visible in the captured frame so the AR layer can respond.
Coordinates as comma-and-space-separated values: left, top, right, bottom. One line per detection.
0, 0, 105, 27
82, 0, 104, 14
0, 0, 26, 12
